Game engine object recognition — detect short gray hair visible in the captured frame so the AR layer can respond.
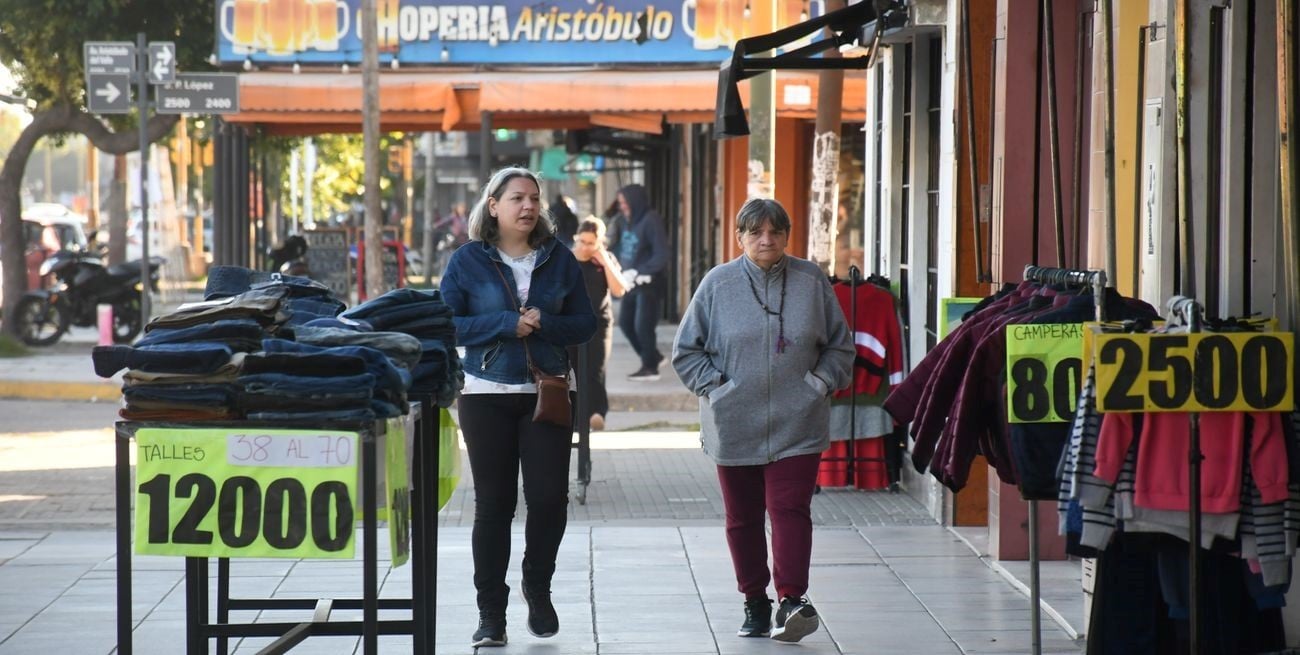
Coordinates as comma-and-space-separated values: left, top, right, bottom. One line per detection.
735, 198, 792, 235
468, 166, 556, 248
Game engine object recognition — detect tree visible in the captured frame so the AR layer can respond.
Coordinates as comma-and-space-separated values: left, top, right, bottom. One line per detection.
0, 0, 212, 336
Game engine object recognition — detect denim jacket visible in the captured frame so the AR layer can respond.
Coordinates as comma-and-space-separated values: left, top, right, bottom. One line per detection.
440, 238, 597, 384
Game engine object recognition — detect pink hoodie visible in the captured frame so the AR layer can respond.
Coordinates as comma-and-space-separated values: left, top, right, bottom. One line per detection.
1094, 411, 1288, 513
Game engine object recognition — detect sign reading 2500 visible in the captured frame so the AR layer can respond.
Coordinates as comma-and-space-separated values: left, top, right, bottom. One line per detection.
216, 0, 825, 65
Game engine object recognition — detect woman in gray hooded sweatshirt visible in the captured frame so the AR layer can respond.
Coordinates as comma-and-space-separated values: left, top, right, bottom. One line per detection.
672, 198, 854, 643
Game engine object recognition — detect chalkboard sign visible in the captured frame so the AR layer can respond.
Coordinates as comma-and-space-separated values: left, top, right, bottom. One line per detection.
302, 228, 352, 301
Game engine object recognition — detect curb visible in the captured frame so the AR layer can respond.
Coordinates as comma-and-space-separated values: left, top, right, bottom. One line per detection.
608, 393, 697, 412
0, 380, 121, 402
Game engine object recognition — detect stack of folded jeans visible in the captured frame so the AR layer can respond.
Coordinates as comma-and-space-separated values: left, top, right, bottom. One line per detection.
340, 288, 462, 407
205, 266, 345, 330
93, 342, 241, 421
261, 338, 412, 418
237, 350, 377, 422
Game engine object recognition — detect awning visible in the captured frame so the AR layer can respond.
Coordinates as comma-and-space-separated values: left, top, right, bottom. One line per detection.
226, 69, 865, 135
715, 0, 905, 137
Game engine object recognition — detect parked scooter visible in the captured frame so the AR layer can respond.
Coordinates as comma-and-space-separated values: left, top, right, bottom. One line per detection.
13, 249, 164, 346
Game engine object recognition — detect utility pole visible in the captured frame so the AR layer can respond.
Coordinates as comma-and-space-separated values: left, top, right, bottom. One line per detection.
746, 0, 777, 200
422, 132, 437, 286
137, 32, 152, 326
403, 137, 414, 248
362, 0, 384, 301
808, 0, 845, 274
87, 141, 99, 232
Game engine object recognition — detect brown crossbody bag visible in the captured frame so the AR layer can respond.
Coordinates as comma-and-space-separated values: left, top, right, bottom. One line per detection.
493, 259, 572, 428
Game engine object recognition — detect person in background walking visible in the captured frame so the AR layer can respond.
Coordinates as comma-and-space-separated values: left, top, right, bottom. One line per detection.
550, 195, 579, 247
671, 198, 854, 643
569, 216, 627, 431
440, 167, 597, 648
608, 183, 669, 381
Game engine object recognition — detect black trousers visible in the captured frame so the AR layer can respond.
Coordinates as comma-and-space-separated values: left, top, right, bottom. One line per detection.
568, 316, 611, 418
457, 393, 573, 612
618, 279, 663, 370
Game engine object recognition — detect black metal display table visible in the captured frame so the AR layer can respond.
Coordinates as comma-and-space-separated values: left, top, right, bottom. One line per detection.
114, 396, 441, 655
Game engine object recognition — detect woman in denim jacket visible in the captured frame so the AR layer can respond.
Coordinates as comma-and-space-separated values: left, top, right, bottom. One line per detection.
439, 167, 596, 647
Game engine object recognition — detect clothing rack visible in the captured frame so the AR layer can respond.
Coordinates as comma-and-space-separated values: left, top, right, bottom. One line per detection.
819, 266, 898, 490
1167, 295, 1207, 654
1020, 265, 1107, 655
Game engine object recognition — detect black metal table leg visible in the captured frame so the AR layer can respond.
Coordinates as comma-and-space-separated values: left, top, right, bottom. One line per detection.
218, 558, 230, 654
116, 427, 133, 655
363, 432, 378, 654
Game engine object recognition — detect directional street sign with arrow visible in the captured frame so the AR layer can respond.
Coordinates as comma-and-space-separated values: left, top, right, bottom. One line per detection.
86, 73, 131, 114
147, 42, 176, 85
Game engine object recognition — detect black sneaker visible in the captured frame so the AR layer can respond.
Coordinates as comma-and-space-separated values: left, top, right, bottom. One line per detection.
521, 586, 559, 638
628, 366, 661, 381
771, 596, 819, 643
471, 611, 507, 647
738, 597, 773, 637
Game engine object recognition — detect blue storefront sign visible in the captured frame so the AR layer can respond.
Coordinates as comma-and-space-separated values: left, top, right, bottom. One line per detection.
215, 0, 798, 66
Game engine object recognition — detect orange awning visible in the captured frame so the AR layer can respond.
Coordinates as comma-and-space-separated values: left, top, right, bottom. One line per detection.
228, 69, 867, 134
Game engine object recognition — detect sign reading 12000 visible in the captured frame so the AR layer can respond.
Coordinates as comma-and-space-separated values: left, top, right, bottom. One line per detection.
134, 428, 357, 558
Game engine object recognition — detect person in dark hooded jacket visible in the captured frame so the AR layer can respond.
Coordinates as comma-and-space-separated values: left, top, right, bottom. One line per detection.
607, 184, 670, 380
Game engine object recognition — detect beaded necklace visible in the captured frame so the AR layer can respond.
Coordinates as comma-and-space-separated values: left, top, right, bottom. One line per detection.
746, 263, 789, 354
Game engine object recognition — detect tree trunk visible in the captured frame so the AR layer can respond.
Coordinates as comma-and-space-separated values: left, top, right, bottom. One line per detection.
108, 155, 128, 266
0, 104, 177, 337
807, 0, 846, 275
422, 133, 437, 287
362, 0, 384, 300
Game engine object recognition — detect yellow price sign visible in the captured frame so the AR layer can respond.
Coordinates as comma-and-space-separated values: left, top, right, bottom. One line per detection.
135, 428, 358, 559
1005, 323, 1085, 423
385, 416, 411, 569
1094, 332, 1294, 413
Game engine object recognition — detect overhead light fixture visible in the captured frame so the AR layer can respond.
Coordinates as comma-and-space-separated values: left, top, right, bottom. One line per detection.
800, 2, 809, 21
743, 2, 751, 19
390, 58, 400, 70
207, 53, 219, 67
242, 58, 253, 71
489, 31, 499, 47
440, 46, 450, 62
341, 63, 350, 74
292, 62, 301, 74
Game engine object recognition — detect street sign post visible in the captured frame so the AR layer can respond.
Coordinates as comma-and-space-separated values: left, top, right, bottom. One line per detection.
84, 42, 135, 75
147, 42, 176, 84
155, 73, 239, 114
86, 73, 131, 114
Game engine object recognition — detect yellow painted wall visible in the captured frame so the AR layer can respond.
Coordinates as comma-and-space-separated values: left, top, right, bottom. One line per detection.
1112, 0, 1147, 297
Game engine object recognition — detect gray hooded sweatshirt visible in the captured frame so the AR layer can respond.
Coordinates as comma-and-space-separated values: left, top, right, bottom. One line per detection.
672, 254, 854, 466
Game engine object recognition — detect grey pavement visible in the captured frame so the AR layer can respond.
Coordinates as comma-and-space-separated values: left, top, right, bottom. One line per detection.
0, 307, 1086, 653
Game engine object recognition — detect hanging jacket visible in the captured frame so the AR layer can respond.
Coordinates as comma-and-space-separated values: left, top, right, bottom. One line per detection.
832, 281, 904, 397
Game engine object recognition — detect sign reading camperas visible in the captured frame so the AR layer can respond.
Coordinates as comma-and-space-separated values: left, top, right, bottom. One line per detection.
216, 0, 825, 66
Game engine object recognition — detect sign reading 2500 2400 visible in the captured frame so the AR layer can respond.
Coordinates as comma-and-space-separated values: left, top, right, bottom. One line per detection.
1093, 332, 1294, 413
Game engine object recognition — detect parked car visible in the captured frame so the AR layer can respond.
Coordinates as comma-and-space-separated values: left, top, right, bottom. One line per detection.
0, 203, 91, 307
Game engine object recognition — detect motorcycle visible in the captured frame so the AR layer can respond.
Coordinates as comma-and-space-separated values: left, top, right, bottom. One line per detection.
14, 249, 164, 347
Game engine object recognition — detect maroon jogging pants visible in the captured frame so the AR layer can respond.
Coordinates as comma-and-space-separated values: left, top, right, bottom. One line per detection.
715, 453, 821, 601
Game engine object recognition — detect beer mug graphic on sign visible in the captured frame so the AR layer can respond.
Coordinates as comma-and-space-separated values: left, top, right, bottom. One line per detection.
220, 0, 268, 54
681, 0, 723, 50
308, 0, 350, 51
265, 0, 311, 55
